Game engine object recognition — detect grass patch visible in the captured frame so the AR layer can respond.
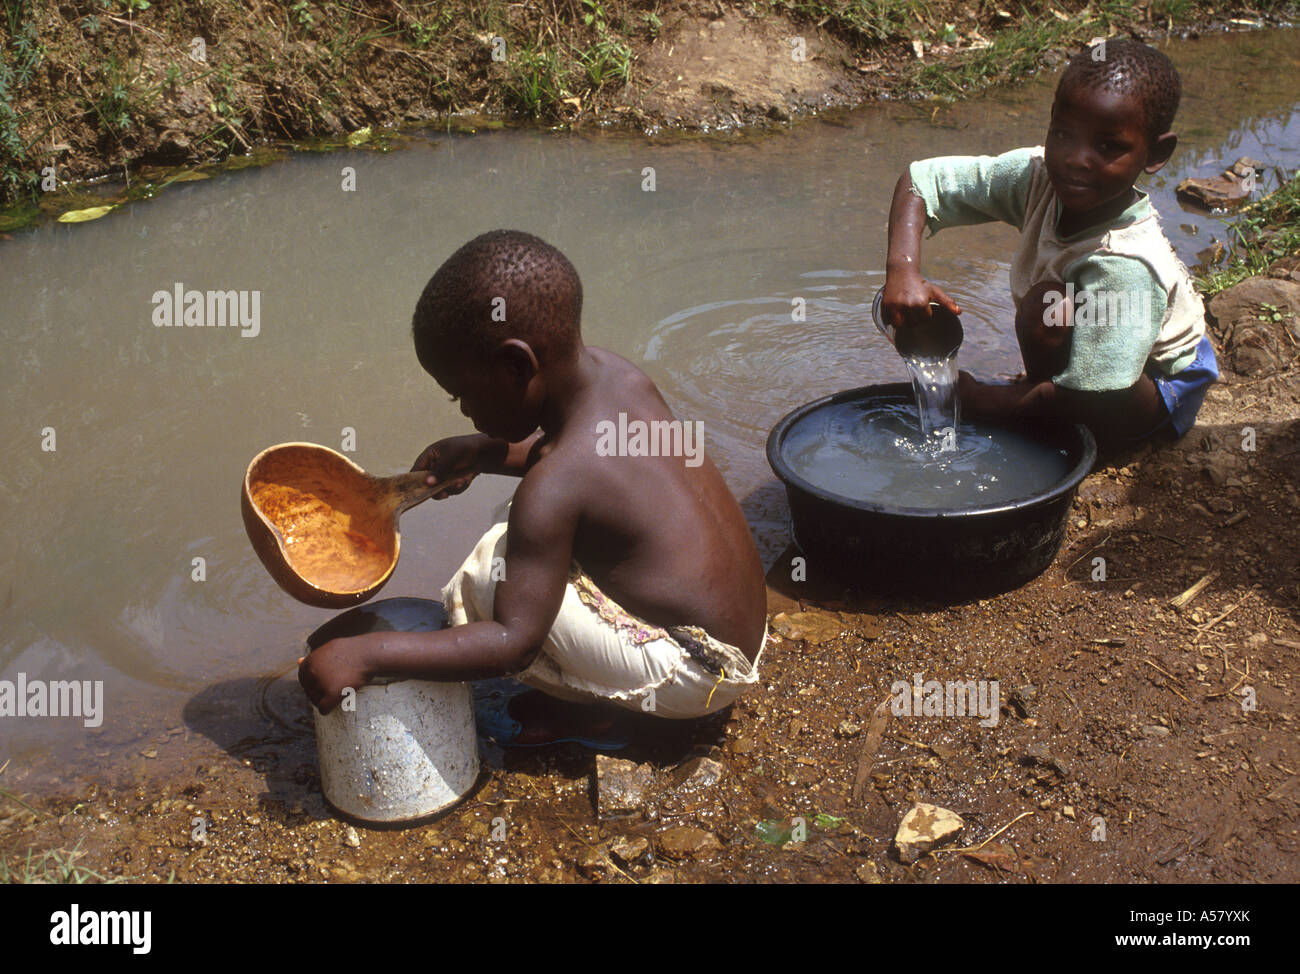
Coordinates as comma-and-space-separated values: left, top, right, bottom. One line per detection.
1198, 174, 1300, 296
0, 839, 123, 884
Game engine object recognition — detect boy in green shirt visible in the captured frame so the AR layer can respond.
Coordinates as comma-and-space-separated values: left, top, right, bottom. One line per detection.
882, 39, 1217, 443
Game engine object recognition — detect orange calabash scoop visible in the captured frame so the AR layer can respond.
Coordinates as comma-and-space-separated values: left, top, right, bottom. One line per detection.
241, 442, 445, 609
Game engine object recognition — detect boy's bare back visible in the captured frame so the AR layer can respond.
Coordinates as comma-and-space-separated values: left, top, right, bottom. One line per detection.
509, 347, 767, 661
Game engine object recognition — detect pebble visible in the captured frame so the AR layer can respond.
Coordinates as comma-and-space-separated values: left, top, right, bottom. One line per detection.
343, 825, 361, 847
656, 826, 721, 860
609, 835, 650, 865
666, 756, 725, 794
1141, 725, 1171, 739
855, 860, 883, 883
893, 803, 965, 864
595, 755, 654, 820
836, 720, 862, 739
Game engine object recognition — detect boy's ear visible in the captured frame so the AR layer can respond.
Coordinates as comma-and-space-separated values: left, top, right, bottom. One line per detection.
494, 339, 540, 384
1145, 132, 1177, 174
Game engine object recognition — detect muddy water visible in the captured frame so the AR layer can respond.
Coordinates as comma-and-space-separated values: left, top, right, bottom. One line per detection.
1, 29, 1298, 785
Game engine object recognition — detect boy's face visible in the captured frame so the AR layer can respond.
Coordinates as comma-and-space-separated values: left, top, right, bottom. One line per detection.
427, 340, 543, 443
1045, 83, 1172, 221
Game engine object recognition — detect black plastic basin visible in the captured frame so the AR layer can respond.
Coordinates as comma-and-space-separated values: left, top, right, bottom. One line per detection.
766, 383, 1097, 596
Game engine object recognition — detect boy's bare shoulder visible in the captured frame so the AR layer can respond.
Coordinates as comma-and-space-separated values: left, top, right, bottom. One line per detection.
586, 346, 660, 391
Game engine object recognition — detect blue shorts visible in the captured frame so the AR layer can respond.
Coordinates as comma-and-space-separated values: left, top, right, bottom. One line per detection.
1130, 334, 1218, 441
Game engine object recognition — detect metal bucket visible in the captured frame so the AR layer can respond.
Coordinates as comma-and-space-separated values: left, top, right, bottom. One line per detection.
306, 598, 480, 824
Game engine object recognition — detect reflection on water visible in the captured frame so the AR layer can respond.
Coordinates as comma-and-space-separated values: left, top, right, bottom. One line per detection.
2, 28, 1299, 777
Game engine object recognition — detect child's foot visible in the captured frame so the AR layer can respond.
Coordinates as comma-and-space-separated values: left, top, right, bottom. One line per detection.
501, 690, 631, 749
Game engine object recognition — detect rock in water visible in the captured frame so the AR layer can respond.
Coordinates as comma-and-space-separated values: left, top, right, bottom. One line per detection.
894, 803, 965, 864
595, 755, 654, 820
1176, 157, 1265, 210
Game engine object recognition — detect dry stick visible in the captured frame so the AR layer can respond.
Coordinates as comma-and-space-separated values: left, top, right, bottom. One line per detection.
1064, 534, 1112, 574
1133, 658, 1190, 702
852, 698, 892, 802
1193, 592, 1253, 643
1133, 528, 1186, 547
1207, 657, 1251, 700
938, 810, 1035, 856
1170, 571, 1218, 610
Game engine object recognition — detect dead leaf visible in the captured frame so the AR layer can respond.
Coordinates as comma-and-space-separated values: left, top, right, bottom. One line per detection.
852, 698, 892, 801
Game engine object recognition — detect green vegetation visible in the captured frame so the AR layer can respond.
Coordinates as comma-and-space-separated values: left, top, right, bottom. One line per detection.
0, 839, 123, 884
1, 0, 1298, 210
0, 0, 46, 201
1199, 174, 1300, 296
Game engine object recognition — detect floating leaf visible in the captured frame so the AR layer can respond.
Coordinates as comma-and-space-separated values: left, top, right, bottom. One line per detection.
346, 126, 372, 145
57, 204, 117, 223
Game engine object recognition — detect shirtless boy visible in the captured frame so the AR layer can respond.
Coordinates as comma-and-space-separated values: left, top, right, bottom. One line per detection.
299, 230, 767, 736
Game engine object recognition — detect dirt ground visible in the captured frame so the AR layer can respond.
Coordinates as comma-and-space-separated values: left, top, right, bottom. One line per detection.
2, 283, 1297, 883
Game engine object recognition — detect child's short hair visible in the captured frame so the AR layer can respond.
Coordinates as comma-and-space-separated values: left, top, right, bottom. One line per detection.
1058, 39, 1181, 144
412, 229, 582, 370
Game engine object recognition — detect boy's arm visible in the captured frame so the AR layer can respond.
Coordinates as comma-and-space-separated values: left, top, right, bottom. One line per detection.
882, 147, 1035, 330
959, 372, 1164, 439
299, 467, 576, 712
883, 172, 962, 328
411, 430, 546, 496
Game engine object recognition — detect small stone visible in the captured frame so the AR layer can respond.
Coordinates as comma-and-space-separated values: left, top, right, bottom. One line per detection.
1008, 684, 1038, 718
1063, 805, 1077, 820
1246, 632, 1269, 648
855, 860, 883, 883
771, 610, 844, 644
1023, 742, 1070, 777
656, 826, 721, 861
666, 756, 725, 794
343, 825, 361, 848
894, 803, 964, 864
836, 720, 862, 739
609, 835, 650, 865
1141, 725, 1171, 739
595, 755, 654, 820
140, 748, 157, 759
576, 845, 609, 879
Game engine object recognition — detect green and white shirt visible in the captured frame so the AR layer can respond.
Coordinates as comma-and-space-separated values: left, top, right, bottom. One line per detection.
908, 146, 1206, 391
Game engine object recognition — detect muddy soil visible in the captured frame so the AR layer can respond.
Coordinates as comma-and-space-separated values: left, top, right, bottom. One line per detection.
3, 296, 1297, 883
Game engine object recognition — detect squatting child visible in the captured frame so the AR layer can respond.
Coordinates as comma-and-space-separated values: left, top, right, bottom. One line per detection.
882, 39, 1217, 443
298, 230, 768, 742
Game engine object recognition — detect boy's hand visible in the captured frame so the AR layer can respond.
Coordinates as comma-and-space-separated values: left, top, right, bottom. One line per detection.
411, 435, 483, 498
297, 636, 377, 715
881, 273, 961, 331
